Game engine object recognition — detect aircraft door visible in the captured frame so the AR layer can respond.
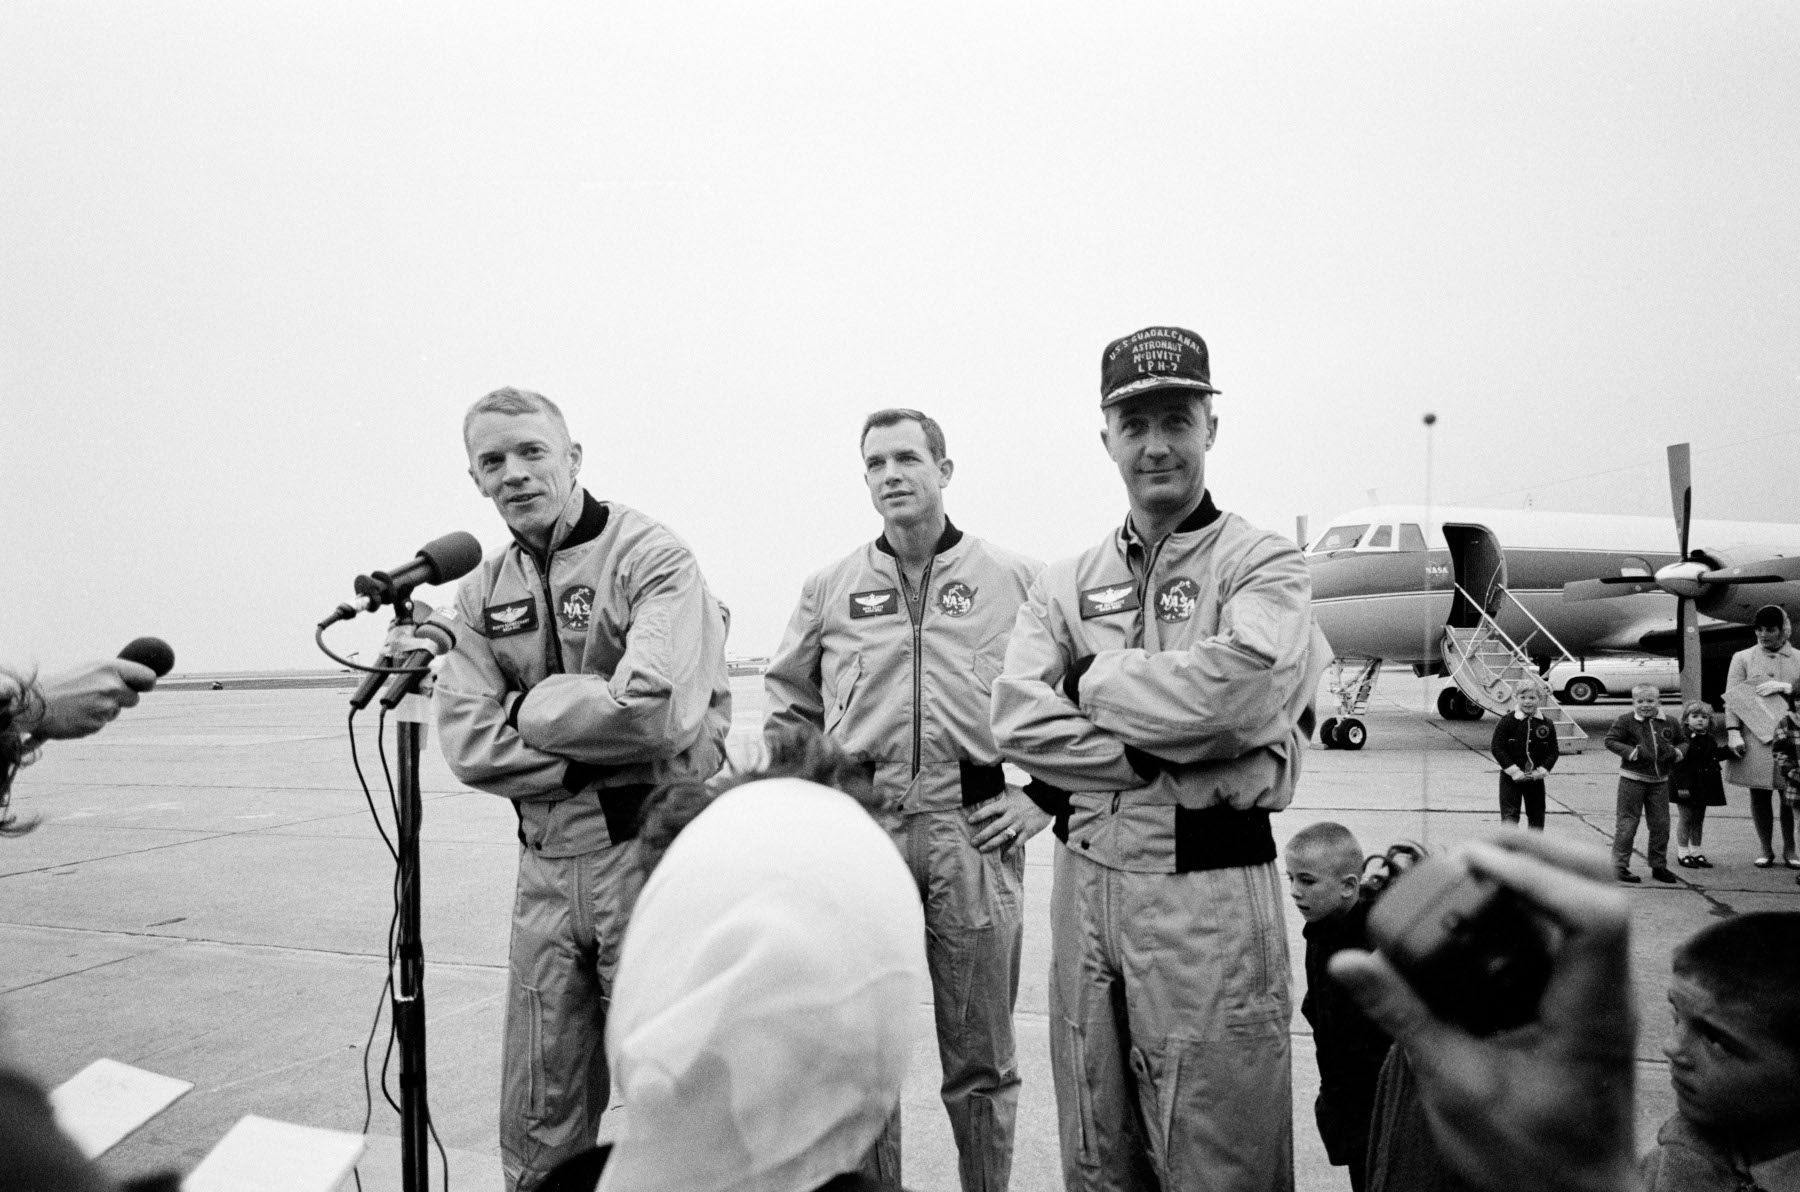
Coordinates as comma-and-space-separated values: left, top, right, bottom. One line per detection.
1442, 524, 1507, 628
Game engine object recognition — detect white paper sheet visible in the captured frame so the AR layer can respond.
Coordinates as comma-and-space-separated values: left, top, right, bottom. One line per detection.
183, 1115, 366, 1192
50, 1058, 193, 1159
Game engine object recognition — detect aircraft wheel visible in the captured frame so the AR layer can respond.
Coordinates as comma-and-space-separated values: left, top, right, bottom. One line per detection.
1338, 718, 1367, 750
1436, 688, 1464, 720
1563, 678, 1600, 705
1320, 717, 1340, 748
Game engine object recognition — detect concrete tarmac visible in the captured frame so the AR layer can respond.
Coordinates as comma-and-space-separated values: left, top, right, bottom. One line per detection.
4, 674, 1796, 1190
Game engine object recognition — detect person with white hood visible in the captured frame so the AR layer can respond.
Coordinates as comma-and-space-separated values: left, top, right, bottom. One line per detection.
545, 770, 929, 1192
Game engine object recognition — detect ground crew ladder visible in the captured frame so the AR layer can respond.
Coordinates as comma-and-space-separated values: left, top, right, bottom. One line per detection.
1441, 585, 1588, 752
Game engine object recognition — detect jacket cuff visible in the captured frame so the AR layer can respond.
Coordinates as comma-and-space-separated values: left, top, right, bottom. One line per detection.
1062, 654, 1097, 706
1022, 779, 1071, 818
1123, 744, 1165, 783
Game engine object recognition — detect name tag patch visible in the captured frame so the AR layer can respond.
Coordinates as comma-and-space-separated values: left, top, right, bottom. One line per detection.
1079, 582, 1140, 620
483, 598, 539, 637
849, 588, 901, 619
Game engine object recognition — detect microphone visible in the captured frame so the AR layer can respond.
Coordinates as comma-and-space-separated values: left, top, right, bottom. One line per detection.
118, 637, 175, 690
320, 532, 483, 628
379, 618, 458, 710
348, 608, 458, 712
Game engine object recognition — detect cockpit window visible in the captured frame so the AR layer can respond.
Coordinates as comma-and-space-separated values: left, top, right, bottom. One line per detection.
1366, 525, 1393, 549
1399, 524, 1427, 552
1312, 524, 1369, 553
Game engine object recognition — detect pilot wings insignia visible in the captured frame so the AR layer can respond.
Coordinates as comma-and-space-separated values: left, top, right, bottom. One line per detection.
1078, 582, 1140, 620
848, 588, 900, 619
482, 598, 539, 637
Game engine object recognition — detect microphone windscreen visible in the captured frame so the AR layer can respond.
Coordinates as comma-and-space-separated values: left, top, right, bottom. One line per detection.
418, 532, 483, 586
118, 636, 176, 678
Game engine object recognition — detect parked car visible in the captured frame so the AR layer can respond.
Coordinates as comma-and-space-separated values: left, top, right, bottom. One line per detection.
1544, 653, 1680, 705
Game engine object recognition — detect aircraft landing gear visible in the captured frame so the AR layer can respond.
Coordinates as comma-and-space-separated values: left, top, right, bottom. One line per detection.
1319, 715, 1367, 750
1321, 659, 1382, 749
1437, 687, 1487, 721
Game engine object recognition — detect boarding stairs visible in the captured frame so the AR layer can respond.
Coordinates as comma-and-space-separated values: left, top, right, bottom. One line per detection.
1441, 585, 1588, 752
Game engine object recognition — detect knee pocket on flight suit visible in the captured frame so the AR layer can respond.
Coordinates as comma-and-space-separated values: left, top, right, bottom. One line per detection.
504, 974, 603, 1133
1130, 1033, 1292, 1191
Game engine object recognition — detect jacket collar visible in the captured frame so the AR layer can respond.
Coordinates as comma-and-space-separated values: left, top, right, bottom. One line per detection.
1121, 490, 1221, 550
875, 516, 964, 558
515, 489, 610, 565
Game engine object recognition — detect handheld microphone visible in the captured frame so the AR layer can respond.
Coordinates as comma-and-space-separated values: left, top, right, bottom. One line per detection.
320, 532, 483, 628
118, 637, 175, 691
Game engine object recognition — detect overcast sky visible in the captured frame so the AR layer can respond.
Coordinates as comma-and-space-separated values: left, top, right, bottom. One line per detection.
5, 3, 1798, 672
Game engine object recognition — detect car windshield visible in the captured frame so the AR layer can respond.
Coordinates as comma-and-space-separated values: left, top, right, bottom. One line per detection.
1311, 524, 1369, 553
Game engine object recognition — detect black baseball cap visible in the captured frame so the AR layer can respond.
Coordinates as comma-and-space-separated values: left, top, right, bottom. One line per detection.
1100, 326, 1219, 407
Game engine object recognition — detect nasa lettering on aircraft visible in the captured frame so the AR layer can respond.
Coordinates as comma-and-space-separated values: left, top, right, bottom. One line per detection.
1301, 444, 1800, 750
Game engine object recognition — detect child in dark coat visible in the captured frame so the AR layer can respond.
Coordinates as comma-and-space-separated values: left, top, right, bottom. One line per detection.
1671, 701, 1727, 869
1490, 680, 1560, 829
1286, 822, 1393, 1192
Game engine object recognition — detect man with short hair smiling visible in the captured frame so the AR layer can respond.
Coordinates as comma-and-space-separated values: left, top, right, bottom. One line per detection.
992, 328, 1331, 1192
764, 408, 1045, 1192
435, 386, 732, 1191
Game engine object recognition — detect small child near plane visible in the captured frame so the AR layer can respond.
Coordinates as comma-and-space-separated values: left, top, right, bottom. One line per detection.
1640, 912, 1800, 1190
1286, 822, 1393, 1192
1605, 683, 1683, 883
1490, 679, 1560, 830
1671, 701, 1727, 869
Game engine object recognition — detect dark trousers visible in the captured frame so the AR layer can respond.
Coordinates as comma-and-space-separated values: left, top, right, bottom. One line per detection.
1612, 777, 1670, 873
1498, 775, 1546, 829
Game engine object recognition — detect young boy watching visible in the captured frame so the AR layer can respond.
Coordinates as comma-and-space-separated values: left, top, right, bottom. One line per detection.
1641, 911, 1800, 1190
1286, 822, 1393, 1192
1604, 683, 1682, 884
1491, 679, 1560, 830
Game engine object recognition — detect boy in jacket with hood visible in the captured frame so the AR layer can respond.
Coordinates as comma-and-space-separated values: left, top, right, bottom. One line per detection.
991, 327, 1331, 1192
764, 408, 1044, 1192
1603, 683, 1681, 884
435, 387, 732, 1191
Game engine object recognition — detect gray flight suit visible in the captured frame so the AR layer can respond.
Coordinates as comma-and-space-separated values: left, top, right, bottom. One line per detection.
991, 492, 1331, 1192
764, 519, 1043, 1192
436, 489, 731, 1191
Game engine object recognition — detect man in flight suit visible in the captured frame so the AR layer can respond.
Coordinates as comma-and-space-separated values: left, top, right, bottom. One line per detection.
435, 387, 732, 1191
991, 329, 1331, 1192
764, 408, 1047, 1192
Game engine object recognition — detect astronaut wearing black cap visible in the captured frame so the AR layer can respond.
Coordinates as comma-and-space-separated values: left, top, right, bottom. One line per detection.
992, 327, 1330, 1192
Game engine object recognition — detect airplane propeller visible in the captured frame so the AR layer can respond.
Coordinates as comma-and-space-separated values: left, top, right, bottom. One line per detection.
1558, 443, 1800, 706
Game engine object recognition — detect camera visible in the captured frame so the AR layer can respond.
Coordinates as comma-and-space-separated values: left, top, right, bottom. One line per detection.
1366, 853, 1552, 1037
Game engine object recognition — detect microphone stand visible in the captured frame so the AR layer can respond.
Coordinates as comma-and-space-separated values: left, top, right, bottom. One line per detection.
363, 596, 434, 1192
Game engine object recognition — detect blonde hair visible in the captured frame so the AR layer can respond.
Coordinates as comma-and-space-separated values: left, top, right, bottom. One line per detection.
1631, 683, 1661, 700
1681, 700, 1714, 724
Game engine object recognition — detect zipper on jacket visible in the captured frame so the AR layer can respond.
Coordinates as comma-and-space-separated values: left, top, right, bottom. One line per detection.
529, 550, 566, 675
902, 558, 934, 777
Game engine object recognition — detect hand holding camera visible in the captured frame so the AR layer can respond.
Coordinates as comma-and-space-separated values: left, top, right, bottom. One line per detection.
1329, 834, 1637, 1192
